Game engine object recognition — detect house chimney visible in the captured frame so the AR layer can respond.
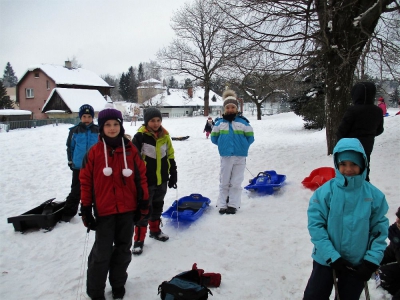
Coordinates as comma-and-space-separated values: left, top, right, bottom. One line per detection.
65, 61, 72, 69
188, 86, 193, 98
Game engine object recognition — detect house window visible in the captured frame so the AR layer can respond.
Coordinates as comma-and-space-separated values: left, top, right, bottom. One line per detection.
34, 72, 39, 78
26, 88, 34, 98
46, 80, 50, 90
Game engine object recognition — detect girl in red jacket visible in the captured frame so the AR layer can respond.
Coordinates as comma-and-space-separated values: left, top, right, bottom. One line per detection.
79, 108, 149, 300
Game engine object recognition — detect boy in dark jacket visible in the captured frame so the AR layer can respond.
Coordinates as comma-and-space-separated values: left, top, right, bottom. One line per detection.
336, 81, 384, 181
131, 107, 178, 255
378, 207, 400, 300
62, 104, 99, 221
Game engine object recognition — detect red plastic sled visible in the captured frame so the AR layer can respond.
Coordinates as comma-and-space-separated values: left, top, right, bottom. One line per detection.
301, 167, 335, 191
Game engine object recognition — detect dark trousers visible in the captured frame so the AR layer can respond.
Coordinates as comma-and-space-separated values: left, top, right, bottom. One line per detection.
87, 212, 134, 298
64, 169, 81, 216
380, 262, 400, 297
135, 182, 167, 227
303, 260, 364, 300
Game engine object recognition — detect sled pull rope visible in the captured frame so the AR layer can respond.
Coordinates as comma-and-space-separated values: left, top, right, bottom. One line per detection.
76, 231, 90, 300
246, 166, 255, 177
176, 187, 179, 230
333, 269, 340, 300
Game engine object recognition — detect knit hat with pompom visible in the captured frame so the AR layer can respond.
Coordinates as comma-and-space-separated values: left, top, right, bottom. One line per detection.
97, 108, 125, 136
222, 90, 239, 108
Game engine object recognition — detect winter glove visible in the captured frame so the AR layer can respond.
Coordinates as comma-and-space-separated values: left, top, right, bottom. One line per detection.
168, 173, 177, 189
134, 200, 149, 223
331, 257, 355, 275
388, 223, 400, 245
80, 205, 97, 232
201, 273, 222, 287
192, 263, 221, 287
354, 260, 379, 281
168, 159, 178, 189
68, 161, 73, 171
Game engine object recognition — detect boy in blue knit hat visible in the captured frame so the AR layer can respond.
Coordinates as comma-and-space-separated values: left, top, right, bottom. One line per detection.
62, 104, 99, 221
303, 138, 388, 300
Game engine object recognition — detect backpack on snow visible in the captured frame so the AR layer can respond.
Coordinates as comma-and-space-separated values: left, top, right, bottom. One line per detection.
158, 269, 213, 300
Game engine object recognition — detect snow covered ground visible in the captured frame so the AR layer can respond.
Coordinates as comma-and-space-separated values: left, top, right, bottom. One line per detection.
1, 109, 399, 300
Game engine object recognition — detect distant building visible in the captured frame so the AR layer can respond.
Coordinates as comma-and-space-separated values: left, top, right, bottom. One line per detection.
5, 87, 17, 109
42, 88, 107, 119
16, 61, 112, 119
142, 87, 223, 117
137, 78, 166, 104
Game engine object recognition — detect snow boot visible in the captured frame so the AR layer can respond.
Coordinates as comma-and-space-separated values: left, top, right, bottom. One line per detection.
132, 226, 147, 255
149, 219, 169, 242
219, 208, 227, 214
132, 241, 144, 255
112, 286, 125, 299
226, 207, 237, 214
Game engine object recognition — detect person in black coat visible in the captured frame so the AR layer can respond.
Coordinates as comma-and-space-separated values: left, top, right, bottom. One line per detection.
336, 82, 384, 181
378, 207, 400, 300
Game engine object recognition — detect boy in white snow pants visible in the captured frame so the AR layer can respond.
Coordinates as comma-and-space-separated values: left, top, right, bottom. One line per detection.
211, 90, 254, 215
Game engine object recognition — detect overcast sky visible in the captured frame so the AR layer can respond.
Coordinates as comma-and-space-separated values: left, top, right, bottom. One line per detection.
0, 0, 190, 79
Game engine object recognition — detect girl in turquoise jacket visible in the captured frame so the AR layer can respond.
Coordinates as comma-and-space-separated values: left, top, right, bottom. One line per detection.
303, 138, 388, 300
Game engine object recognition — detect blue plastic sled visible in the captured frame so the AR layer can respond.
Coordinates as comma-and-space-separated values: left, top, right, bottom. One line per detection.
244, 170, 286, 195
162, 193, 211, 223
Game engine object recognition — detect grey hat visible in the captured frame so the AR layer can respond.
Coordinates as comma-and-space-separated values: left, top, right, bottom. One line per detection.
144, 107, 162, 125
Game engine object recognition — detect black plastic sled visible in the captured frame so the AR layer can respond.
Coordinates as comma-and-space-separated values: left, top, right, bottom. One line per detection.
171, 136, 190, 141
7, 198, 65, 232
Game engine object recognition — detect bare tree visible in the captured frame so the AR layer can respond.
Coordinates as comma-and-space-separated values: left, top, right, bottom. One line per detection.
223, 51, 288, 119
157, 0, 243, 116
215, 0, 399, 154
67, 55, 83, 68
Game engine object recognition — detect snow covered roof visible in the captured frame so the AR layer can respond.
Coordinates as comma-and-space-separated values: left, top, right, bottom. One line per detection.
0, 109, 32, 116
140, 78, 161, 84
42, 88, 107, 113
143, 87, 223, 107
20, 64, 110, 87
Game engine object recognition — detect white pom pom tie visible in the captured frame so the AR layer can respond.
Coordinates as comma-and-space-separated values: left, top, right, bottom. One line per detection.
102, 137, 132, 177
102, 138, 113, 176
122, 138, 133, 177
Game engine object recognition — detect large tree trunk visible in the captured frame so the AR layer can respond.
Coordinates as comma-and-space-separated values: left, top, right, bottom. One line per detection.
203, 83, 210, 116
324, 58, 354, 155
315, 0, 382, 154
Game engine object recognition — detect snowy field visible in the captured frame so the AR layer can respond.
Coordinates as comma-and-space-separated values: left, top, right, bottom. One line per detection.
0, 109, 399, 300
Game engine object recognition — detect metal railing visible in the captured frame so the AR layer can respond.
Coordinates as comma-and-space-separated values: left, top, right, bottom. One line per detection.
0, 118, 80, 132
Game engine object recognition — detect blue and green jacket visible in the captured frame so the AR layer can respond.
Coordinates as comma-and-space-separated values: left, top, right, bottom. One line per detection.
66, 122, 99, 170
211, 115, 254, 156
307, 138, 388, 267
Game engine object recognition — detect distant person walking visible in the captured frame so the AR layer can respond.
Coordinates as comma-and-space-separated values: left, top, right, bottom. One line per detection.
336, 82, 384, 181
203, 116, 214, 139
377, 97, 387, 116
